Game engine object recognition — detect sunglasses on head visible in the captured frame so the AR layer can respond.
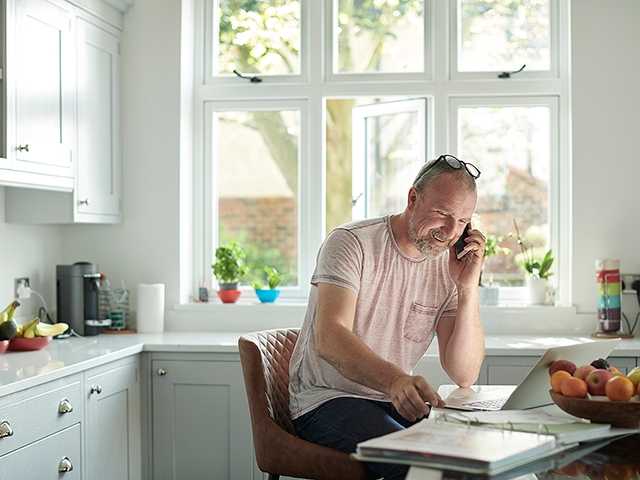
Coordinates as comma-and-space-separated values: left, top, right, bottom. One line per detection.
413, 154, 481, 187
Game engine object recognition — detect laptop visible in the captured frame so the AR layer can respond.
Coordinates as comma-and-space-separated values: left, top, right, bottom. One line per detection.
439, 339, 620, 411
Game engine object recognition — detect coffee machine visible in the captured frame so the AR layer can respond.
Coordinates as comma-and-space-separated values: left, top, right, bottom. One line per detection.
56, 262, 106, 336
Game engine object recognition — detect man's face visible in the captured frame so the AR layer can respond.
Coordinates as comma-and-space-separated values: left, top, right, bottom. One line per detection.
408, 174, 477, 258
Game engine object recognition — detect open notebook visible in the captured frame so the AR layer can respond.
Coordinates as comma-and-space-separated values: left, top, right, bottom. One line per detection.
354, 419, 562, 475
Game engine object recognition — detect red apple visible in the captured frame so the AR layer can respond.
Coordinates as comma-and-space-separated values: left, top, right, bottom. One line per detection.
548, 360, 577, 376
574, 364, 596, 380
586, 369, 613, 396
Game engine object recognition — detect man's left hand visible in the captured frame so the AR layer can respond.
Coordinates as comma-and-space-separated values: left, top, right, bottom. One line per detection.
448, 226, 486, 290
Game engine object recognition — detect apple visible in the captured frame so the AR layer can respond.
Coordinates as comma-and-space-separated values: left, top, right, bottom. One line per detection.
605, 376, 634, 401
586, 369, 613, 396
549, 359, 577, 376
574, 364, 596, 380
627, 366, 640, 388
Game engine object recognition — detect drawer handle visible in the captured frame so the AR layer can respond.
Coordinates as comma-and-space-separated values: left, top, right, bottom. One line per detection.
58, 398, 74, 414
0, 421, 13, 439
58, 456, 74, 473
16, 144, 30, 152
78, 198, 89, 206
157, 368, 167, 376
90, 385, 103, 395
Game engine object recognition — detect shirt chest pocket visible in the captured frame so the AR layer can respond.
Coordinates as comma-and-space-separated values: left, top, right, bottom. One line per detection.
403, 302, 439, 344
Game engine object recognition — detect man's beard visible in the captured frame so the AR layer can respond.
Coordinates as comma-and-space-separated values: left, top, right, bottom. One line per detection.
408, 216, 449, 259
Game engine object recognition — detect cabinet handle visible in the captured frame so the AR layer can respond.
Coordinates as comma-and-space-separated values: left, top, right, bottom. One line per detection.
157, 368, 167, 376
0, 421, 13, 439
89, 385, 103, 395
16, 144, 30, 152
78, 198, 89, 206
58, 456, 74, 473
58, 398, 74, 414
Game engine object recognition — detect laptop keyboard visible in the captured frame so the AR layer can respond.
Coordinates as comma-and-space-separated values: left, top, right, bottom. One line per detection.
462, 398, 507, 411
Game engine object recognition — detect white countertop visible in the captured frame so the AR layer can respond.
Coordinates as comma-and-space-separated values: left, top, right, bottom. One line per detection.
1, 333, 639, 398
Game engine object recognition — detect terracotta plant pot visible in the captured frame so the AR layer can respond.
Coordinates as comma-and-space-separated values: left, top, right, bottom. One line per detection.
217, 289, 241, 304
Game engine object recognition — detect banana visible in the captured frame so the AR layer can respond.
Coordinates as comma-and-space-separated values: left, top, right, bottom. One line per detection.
0, 301, 20, 324
17, 317, 39, 338
35, 322, 68, 337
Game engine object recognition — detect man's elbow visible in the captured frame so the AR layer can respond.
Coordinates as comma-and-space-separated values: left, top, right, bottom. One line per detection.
314, 326, 334, 362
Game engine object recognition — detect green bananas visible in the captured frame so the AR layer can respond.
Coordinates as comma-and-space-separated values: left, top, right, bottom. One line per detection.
0, 301, 20, 341
0, 301, 20, 324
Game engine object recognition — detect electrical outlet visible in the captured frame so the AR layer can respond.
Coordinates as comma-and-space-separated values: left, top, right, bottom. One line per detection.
14, 277, 30, 299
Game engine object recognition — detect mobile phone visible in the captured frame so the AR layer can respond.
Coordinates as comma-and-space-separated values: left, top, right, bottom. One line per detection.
454, 224, 471, 259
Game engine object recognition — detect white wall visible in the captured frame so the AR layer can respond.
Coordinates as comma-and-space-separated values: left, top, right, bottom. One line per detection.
571, 0, 640, 312
0, 187, 64, 321
60, 0, 183, 316
48, 0, 640, 326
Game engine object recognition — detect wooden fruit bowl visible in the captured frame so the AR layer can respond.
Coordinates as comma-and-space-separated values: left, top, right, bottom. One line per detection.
550, 390, 640, 428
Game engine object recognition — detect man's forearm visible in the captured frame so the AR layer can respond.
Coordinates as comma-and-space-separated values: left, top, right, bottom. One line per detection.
316, 324, 406, 395
443, 288, 485, 387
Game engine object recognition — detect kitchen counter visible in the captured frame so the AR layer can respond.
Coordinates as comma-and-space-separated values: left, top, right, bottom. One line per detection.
0, 333, 639, 398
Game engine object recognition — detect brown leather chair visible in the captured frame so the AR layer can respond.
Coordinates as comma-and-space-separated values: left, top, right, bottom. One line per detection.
238, 328, 369, 480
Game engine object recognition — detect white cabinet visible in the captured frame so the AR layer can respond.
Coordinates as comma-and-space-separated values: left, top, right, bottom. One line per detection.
1, 0, 123, 222
75, 17, 121, 220
85, 358, 141, 480
2, 0, 75, 189
0, 424, 82, 480
151, 357, 255, 480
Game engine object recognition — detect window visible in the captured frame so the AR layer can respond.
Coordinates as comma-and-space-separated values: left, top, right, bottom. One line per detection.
193, 0, 570, 303
213, 108, 301, 287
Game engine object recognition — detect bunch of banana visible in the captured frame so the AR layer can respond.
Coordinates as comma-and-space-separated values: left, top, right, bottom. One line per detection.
0, 301, 20, 341
16, 318, 68, 339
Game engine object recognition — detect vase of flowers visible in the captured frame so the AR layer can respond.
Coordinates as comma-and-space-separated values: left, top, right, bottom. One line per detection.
513, 220, 554, 305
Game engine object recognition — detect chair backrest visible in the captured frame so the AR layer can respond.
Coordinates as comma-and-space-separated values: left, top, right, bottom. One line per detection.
238, 328, 369, 480
244, 328, 298, 433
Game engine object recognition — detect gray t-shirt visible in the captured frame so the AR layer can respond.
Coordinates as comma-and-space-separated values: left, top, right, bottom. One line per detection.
289, 216, 458, 419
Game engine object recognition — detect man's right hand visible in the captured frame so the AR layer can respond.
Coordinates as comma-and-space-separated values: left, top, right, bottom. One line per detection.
389, 374, 444, 422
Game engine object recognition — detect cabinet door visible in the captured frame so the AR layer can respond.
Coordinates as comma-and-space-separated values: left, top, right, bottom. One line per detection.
76, 18, 121, 218
152, 360, 254, 480
86, 360, 141, 480
0, 424, 81, 480
12, 0, 74, 177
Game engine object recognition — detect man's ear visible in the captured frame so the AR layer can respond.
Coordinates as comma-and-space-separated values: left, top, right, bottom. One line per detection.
407, 187, 419, 211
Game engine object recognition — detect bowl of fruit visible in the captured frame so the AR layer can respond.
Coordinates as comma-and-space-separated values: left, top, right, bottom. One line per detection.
548, 358, 640, 428
8, 318, 68, 352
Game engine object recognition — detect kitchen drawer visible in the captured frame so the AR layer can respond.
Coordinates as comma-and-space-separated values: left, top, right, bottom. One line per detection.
0, 380, 82, 456
0, 423, 81, 480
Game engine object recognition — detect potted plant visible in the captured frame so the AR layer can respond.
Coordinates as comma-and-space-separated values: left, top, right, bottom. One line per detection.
212, 242, 248, 303
251, 266, 282, 303
479, 234, 510, 306
513, 220, 554, 305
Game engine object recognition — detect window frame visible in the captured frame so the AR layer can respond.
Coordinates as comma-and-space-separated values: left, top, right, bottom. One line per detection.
190, 0, 571, 305
450, 96, 568, 301
351, 98, 428, 220
326, 0, 434, 82
450, 0, 560, 80
203, 0, 312, 85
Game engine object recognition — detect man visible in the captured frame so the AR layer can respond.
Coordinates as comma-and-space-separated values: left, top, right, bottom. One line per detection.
288, 155, 486, 479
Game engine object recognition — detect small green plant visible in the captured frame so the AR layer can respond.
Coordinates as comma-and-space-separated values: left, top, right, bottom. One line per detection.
212, 242, 248, 285
251, 266, 282, 290
513, 219, 554, 280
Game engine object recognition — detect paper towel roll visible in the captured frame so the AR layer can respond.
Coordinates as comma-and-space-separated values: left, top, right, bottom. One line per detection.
136, 284, 165, 333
